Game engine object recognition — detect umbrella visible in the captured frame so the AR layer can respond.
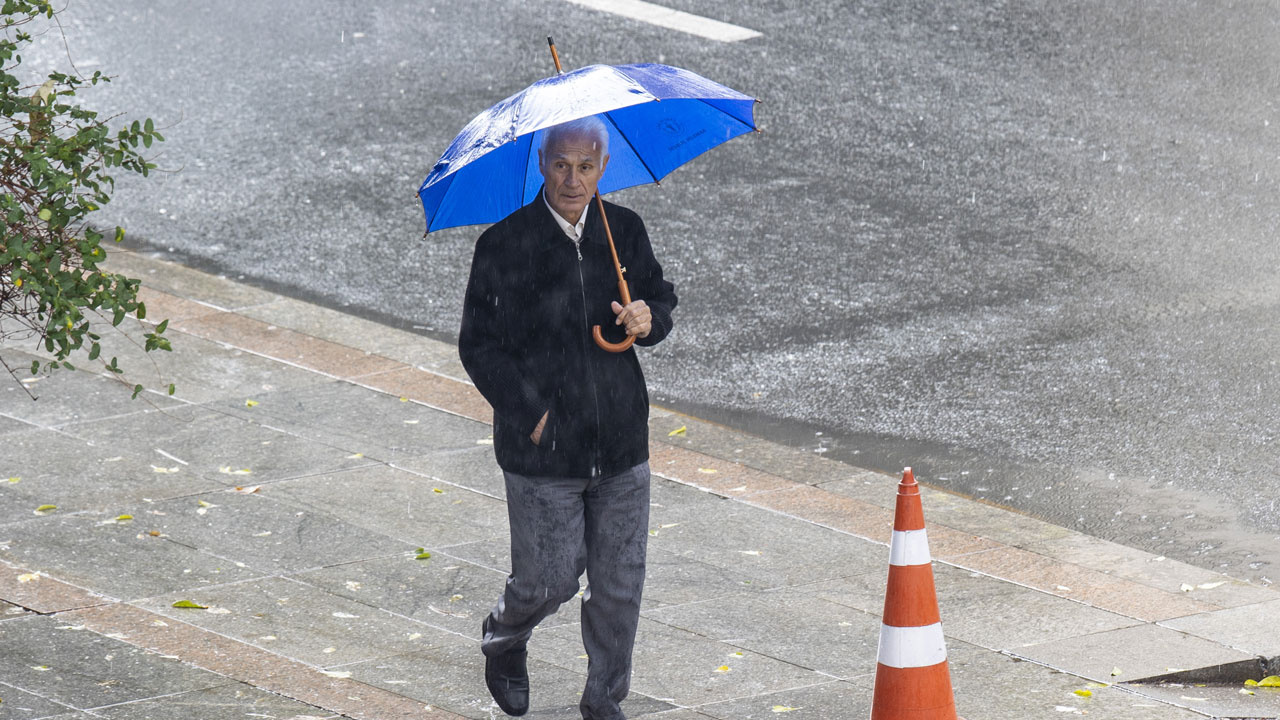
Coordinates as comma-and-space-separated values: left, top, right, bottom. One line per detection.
419, 38, 758, 351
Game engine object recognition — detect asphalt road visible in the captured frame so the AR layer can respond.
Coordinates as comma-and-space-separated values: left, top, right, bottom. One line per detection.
20, 1, 1280, 582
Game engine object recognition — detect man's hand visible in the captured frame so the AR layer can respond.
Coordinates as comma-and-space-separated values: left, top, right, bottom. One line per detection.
611, 300, 651, 338
531, 410, 549, 446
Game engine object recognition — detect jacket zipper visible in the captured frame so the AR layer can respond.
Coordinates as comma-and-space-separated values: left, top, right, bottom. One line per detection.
573, 238, 603, 477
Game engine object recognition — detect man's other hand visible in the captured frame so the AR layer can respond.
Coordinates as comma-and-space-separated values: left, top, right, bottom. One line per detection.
611, 300, 651, 338
531, 411, 549, 445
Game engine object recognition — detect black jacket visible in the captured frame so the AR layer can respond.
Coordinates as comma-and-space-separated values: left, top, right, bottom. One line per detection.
459, 194, 677, 478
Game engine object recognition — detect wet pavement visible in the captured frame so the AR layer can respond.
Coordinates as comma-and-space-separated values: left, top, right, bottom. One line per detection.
2, 251, 1278, 719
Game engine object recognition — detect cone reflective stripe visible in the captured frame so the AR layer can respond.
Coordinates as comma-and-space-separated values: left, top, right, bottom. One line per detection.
871, 468, 959, 720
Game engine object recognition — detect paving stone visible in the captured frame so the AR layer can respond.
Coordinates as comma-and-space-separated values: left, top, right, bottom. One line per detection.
804, 563, 1141, 651
208, 381, 489, 459
58, 405, 378, 487
0, 561, 112, 614
1, 599, 33, 620
1119, 681, 1280, 719
142, 489, 412, 576
1026, 531, 1279, 608
696, 678, 872, 719
536, 618, 823, 708
947, 640, 1208, 719
265, 464, 509, 550
85, 321, 327, 406
388, 446, 506, 501
136, 576, 452, 668
100, 251, 279, 311
631, 711, 719, 720
89, 681, 337, 719
0, 682, 79, 718
0, 513, 260, 602
0, 412, 35, 435
0, 427, 220, 525
646, 479, 885, 590
0, 615, 226, 711
641, 547, 765, 608
0, 363, 183, 429
643, 588, 881, 679
1161, 598, 1280, 656
1011, 622, 1255, 683
289, 553, 508, 638
336, 638, 612, 720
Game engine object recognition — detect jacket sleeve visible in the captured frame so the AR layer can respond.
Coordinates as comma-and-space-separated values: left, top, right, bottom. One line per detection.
625, 213, 678, 347
458, 231, 547, 435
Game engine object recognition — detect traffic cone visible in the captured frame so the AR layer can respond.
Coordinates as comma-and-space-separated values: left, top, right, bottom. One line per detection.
870, 468, 959, 720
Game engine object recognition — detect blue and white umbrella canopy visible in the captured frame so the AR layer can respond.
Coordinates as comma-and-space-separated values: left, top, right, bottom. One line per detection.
419, 62, 757, 233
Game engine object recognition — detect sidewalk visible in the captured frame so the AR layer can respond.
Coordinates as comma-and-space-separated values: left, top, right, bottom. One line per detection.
2, 250, 1278, 720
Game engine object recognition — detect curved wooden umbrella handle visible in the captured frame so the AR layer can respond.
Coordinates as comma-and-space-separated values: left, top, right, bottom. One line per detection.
591, 193, 637, 353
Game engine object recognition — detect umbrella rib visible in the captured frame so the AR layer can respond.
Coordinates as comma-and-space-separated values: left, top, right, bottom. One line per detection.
602, 110, 660, 184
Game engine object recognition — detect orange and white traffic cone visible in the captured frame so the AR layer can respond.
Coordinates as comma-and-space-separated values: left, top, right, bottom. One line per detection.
870, 467, 959, 720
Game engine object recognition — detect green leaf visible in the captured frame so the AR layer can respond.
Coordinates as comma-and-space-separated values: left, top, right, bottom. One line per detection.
168, 383, 176, 396
155, 318, 168, 333
114, 226, 125, 243
131, 384, 143, 399
171, 600, 208, 609
38, 208, 51, 221
136, 302, 146, 320
145, 117, 154, 133
88, 342, 100, 361
415, 548, 432, 560
35, 505, 58, 513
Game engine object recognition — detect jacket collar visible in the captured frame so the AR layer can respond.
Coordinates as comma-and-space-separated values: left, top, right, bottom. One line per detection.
527, 187, 607, 252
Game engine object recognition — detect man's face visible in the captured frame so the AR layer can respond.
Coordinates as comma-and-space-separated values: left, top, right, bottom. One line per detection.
538, 131, 609, 225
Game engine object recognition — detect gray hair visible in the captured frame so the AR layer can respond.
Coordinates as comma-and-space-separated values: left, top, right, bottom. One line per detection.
540, 115, 610, 157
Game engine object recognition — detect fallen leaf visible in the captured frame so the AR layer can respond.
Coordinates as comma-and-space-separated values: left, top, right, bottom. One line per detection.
772, 707, 800, 713
729, 651, 743, 657
320, 670, 351, 679
115, 514, 133, 522
219, 467, 252, 476
740, 550, 762, 556
408, 633, 422, 640
1259, 675, 1280, 687
697, 468, 718, 474
197, 500, 214, 507
232, 485, 261, 494
1241, 688, 1256, 695
1073, 689, 1092, 698
1196, 581, 1226, 590
415, 548, 432, 560
31, 665, 50, 671
399, 396, 409, 402
1110, 667, 1122, 677
253, 531, 272, 537
245, 399, 259, 407
450, 594, 463, 602
17, 573, 39, 583
172, 600, 208, 609
404, 419, 419, 425
345, 581, 362, 591
714, 665, 730, 673
346, 453, 364, 459
668, 425, 687, 436
323, 647, 336, 654
432, 488, 444, 494
1180, 583, 1195, 592
148, 530, 162, 537
152, 465, 179, 474
6, 476, 18, 483
34, 504, 56, 514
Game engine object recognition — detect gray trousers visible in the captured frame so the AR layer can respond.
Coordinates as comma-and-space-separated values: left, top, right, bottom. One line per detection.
481, 461, 651, 720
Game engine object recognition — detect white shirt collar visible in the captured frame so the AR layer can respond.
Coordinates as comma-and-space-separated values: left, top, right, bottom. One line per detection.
542, 189, 588, 241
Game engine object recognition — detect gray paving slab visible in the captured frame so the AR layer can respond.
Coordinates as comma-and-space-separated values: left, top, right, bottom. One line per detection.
0, 357, 183, 429
1, 599, 32, 621
695, 678, 872, 719
642, 589, 881, 680
289, 552, 509, 638
1011, 622, 1256, 684
208, 380, 490, 460
535, 618, 824, 708
0, 513, 260, 601
334, 638, 657, 720
0, 412, 35, 435
1026, 531, 1280, 608
946, 641, 1208, 719
0, 427, 220, 525
265, 464, 509, 550
135, 576, 452, 669
632, 711, 718, 720
238, 296, 466, 377
641, 547, 766, 609
0, 615, 227, 711
141, 489, 413, 576
1161, 598, 1280, 656
647, 478, 885, 590
803, 563, 1142, 651
89, 681, 339, 720
388, 445, 507, 500
1121, 681, 1280, 719
58, 405, 378, 488
101, 251, 280, 312
0, 681, 79, 718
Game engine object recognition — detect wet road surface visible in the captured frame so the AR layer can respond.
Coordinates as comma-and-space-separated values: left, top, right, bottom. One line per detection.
20, 1, 1280, 581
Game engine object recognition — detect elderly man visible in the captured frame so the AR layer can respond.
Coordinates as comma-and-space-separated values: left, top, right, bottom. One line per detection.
459, 116, 677, 719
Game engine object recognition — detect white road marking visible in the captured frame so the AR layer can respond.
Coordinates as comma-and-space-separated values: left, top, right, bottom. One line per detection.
563, 0, 762, 43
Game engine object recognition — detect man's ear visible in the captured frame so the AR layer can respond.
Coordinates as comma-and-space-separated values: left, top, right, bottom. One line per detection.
600, 153, 610, 174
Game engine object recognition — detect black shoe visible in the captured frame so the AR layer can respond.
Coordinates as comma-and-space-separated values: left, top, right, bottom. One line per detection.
483, 618, 529, 716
